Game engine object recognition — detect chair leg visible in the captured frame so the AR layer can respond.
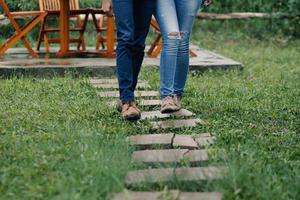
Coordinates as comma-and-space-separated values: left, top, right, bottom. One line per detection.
151, 37, 163, 58
0, 14, 46, 58
37, 20, 46, 51
96, 32, 105, 50
77, 14, 88, 51
44, 32, 50, 54
147, 34, 161, 56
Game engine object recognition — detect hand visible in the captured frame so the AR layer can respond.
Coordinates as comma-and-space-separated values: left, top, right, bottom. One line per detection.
204, 0, 213, 6
102, 0, 113, 12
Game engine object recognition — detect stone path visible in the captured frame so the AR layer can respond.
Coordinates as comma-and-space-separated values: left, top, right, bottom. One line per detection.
91, 79, 223, 200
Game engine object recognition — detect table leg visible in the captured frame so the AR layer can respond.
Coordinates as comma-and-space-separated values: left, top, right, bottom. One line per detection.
106, 16, 115, 57
57, 0, 70, 58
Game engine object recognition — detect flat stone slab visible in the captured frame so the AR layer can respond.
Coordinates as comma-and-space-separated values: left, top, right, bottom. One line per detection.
90, 79, 148, 85
113, 191, 222, 200
132, 149, 208, 164
173, 135, 199, 149
112, 190, 180, 200
141, 109, 195, 120
108, 99, 161, 108
138, 99, 161, 106
125, 166, 223, 185
129, 133, 215, 150
179, 192, 222, 200
98, 91, 159, 98
174, 167, 223, 182
129, 133, 174, 150
151, 119, 204, 130
195, 133, 217, 148
91, 82, 150, 89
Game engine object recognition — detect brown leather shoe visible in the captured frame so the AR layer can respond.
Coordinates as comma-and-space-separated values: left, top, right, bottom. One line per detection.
161, 96, 178, 114
173, 95, 182, 111
121, 102, 141, 121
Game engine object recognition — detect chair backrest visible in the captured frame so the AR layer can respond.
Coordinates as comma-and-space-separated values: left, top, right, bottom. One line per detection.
38, 0, 80, 11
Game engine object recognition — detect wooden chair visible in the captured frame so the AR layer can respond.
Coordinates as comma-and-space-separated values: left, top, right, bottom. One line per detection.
148, 17, 197, 58
90, 9, 116, 57
0, 0, 47, 58
36, 0, 90, 54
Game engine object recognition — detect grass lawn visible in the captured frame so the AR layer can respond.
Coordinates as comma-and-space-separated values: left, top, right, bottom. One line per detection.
0, 27, 299, 199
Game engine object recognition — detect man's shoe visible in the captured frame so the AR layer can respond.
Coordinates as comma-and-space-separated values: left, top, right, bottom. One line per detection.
121, 102, 141, 121
173, 95, 182, 111
161, 96, 178, 114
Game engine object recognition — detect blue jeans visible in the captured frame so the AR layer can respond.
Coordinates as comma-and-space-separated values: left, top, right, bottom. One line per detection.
155, 0, 203, 98
113, 0, 156, 103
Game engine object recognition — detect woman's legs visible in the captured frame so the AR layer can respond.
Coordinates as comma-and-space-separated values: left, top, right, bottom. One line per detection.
156, 0, 202, 98
155, 0, 180, 98
173, 0, 202, 97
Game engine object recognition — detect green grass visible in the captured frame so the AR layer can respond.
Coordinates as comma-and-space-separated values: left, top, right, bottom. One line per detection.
1, 29, 300, 199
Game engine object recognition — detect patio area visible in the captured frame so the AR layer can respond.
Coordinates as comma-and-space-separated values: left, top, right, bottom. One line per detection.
0, 45, 242, 77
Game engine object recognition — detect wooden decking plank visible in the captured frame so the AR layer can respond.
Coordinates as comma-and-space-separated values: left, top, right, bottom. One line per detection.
141, 109, 195, 120
151, 119, 203, 130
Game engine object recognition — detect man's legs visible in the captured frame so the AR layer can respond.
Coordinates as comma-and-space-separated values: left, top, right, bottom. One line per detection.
113, 0, 135, 104
130, 0, 156, 92
113, 0, 155, 120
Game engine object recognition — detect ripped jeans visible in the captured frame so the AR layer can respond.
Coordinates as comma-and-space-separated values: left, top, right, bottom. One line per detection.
155, 0, 203, 98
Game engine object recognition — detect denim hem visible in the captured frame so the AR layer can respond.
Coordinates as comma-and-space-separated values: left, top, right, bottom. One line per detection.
120, 98, 135, 104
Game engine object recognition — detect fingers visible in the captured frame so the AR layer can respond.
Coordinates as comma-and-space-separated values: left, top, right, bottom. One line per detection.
102, 0, 113, 12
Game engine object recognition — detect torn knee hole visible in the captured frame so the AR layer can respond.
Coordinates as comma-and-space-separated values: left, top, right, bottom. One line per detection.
167, 32, 181, 39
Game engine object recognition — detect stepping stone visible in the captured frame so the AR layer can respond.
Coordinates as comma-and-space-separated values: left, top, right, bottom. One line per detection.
112, 190, 180, 200
98, 91, 159, 98
91, 82, 150, 89
113, 191, 222, 200
185, 150, 209, 162
129, 133, 174, 150
138, 99, 161, 106
132, 149, 188, 163
108, 99, 161, 108
173, 135, 199, 149
90, 79, 119, 84
125, 166, 223, 185
195, 133, 217, 148
179, 192, 222, 200
141, 109, 194, 120
126, 168, 174, 184
132, 149, 208, 164
174, 167, 223, 182
151, 119, 203, 130
90, 79, 148, 85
